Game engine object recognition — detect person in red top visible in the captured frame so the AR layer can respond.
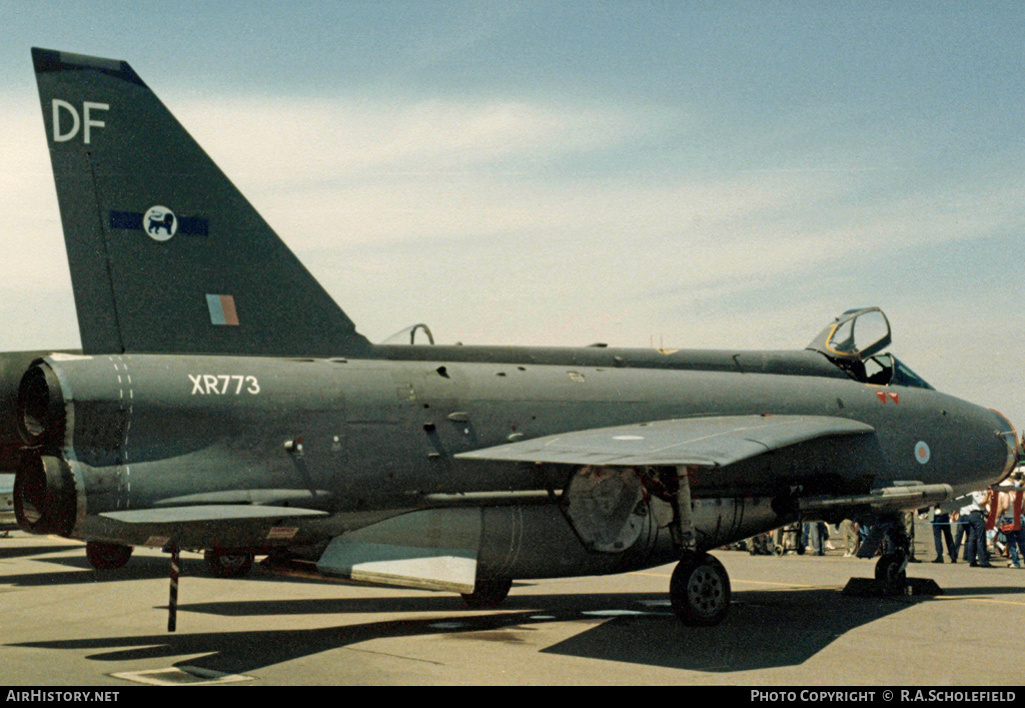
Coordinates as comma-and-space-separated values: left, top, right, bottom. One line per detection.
997, 471, 1025, 569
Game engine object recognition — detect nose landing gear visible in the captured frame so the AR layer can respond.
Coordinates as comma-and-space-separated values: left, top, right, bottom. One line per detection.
875, 551, 908, 594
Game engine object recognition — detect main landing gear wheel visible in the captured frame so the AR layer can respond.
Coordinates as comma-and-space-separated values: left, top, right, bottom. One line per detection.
670, 552, 731, 626
85, 541, 133, 570
461, 578, 513, 608
875, 552, 907, 594
204, 549, 255, 578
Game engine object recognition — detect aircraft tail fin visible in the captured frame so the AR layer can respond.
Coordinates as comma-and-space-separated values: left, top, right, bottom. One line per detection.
31, 48, 371, 357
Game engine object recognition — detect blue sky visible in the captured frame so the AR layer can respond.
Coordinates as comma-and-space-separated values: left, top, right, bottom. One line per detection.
0, 1, 1022, 427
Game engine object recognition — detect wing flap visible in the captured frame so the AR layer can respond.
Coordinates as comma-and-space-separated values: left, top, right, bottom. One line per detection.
456, 415, 874, 467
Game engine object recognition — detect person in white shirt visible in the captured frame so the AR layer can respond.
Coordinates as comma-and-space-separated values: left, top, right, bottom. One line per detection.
964, 490, 993, 568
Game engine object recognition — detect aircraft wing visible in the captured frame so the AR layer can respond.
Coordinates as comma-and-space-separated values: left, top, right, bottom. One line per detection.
456, 415, 873, 467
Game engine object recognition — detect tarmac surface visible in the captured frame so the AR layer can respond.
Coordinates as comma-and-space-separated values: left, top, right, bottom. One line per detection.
2, 524, 1023, 686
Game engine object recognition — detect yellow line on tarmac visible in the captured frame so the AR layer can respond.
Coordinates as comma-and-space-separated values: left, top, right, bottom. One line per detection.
935, 595, 1025, 608
730, 578, 823, 589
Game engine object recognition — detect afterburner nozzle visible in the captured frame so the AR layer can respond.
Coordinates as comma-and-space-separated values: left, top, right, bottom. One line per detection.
13, 453, 77, 536
17, 362, 66, 448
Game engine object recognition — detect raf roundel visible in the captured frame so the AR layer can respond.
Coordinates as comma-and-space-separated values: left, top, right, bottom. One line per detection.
914, 441, 931, 465
143, 205, 177, 242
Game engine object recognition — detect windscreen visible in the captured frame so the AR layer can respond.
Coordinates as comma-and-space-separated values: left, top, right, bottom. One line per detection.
890, 357, 934, 390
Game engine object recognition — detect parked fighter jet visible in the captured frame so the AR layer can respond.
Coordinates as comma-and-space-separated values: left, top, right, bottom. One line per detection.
11, 48, 1019, 628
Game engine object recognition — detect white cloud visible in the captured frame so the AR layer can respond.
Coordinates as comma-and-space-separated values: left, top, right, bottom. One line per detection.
2, 89, 1021, 426
173, 95, 663, 187
0, 101, 66, 290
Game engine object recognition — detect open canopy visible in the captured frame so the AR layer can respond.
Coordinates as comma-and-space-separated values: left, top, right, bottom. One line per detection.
807, 307, 892, 361
807, 307, 932, 389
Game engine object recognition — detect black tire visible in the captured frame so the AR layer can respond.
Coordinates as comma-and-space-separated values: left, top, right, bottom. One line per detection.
461, 578, 513, 608
669, 553, 731, 627
204, 549, 254, 578
875, 552, 907, 594
85, 541, 133, 570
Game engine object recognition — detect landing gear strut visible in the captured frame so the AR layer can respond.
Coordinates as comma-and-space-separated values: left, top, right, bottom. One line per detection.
666, 466, 732, 626
669, 552, 731, 626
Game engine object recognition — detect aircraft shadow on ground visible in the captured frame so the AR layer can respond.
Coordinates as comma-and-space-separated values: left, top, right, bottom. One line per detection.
541, 588, 914, 672
0, 544, 83, 561
932, 585, 1024, 598
1, 550, 361, 587
0, 553, 223, 587
9, 586, 928, 675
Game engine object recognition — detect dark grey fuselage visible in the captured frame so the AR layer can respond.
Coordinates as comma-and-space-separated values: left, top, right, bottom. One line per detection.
18, 342, 1010, 581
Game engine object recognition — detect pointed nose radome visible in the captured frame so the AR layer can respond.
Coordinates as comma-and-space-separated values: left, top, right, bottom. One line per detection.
990, 409, 1019, 483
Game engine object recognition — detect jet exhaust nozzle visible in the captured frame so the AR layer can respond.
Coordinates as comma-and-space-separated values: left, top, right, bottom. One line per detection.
17, 362, 66, 447
14, 453, 77, 536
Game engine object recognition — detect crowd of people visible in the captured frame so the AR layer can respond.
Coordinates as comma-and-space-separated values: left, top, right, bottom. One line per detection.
739, 467, 1025, 566
926, 467, 1025, 568
832, 468, 1024, 567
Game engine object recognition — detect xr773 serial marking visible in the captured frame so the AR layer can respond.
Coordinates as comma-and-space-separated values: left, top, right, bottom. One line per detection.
188, 374, 260, 396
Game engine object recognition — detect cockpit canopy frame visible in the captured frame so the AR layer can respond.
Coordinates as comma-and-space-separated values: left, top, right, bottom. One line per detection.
807, 307, 892, 361
381, 323, 436, 346
807, 307, 932, 390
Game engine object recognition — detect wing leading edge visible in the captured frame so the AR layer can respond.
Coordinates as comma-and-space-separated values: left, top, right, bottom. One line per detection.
455, 415, 874, 468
